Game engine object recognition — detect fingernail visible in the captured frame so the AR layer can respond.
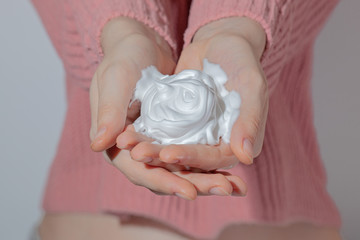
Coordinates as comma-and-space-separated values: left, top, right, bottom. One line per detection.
242, 138, 253, 164
161, 153, 180, 164
175, 192, 193, 201
141, 157, 152, 163
116, 143, 126, 149
209, 187, 230, 196
167, 158, 179, 164
94, 127, 106, 141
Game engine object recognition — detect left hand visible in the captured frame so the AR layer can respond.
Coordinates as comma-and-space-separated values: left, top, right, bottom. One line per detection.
117, 17, 269, 171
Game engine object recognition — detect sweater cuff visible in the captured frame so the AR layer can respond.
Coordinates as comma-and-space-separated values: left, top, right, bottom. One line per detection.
184, 0, 281, 54
66, 0, 179, 63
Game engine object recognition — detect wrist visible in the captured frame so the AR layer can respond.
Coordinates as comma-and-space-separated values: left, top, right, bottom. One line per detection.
101, 17, 172, 57
192, 17, 266, 60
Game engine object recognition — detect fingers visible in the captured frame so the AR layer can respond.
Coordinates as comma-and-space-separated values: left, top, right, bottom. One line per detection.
173, 171, 247, 196
174, 171, 233, 196
117, 129, 172, 168
130, 141, 163, 162
229, 69, 269, 165
113, 127, 248, 198
174, 43, 203, 74
117, 125, 238, 170
223, 174, 247, 196
116, 125, 153, 150
111, 149, 198, 200
116, 125, 164, 164
159, 144, 238, 171
202, 38, 268, 165
90, 62, 139, 152
109, 149, 246, 199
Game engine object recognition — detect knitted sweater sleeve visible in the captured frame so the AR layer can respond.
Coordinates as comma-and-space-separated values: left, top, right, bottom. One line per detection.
184, 0, 339, 93
32, 0, 190, 64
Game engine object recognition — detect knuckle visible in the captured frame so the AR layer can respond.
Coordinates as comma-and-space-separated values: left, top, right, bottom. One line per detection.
140, 141, 152, 148
150, 184, 171, 195
249, 116, 262, 140
213, 173, 228, 185
98, 104, 116, 120
252, 71, 267, 89
240, 68, 267, 91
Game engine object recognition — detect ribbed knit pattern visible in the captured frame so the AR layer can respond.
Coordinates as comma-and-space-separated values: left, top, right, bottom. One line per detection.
33, 0, 190, 89
185, 0, 339, 94
32, 0, 341, 239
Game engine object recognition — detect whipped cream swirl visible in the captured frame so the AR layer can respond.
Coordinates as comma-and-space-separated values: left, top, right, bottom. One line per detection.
132, 59, 241, 145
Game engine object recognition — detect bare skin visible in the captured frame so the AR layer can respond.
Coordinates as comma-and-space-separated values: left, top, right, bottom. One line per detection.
39, 17, 342, 240
39, 213, 342, 240
89, 17, 248, 199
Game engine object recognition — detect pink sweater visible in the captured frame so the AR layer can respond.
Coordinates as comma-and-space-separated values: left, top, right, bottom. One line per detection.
32, 0, 341, 238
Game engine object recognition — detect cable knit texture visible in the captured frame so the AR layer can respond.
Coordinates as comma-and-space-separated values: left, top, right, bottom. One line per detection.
32, 0, 341, 239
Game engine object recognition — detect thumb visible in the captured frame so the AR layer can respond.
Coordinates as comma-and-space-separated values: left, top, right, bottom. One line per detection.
174, 43, 203, 74
90, 62, 139, 152
229, 73, 269, 165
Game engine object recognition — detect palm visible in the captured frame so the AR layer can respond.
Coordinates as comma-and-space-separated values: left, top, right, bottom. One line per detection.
118, 33, 268, 172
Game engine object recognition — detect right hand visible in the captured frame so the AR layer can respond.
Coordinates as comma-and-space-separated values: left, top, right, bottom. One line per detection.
89, 17, 247, 200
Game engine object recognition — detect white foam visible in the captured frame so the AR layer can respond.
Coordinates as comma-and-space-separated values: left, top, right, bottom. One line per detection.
132, 59, 241, 145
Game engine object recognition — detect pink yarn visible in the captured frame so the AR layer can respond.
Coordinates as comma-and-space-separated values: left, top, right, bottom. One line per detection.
32, 0, 341, 238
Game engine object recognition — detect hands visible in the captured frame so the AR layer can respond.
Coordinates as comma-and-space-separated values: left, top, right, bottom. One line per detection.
89, 17, 175, 151
180, 17, 269, 167
89, 17, 247, 200
118, 17, 269, 171
90, 17, 269, 200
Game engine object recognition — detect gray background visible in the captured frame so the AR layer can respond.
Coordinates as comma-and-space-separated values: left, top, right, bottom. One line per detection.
0, 0, 359, 239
